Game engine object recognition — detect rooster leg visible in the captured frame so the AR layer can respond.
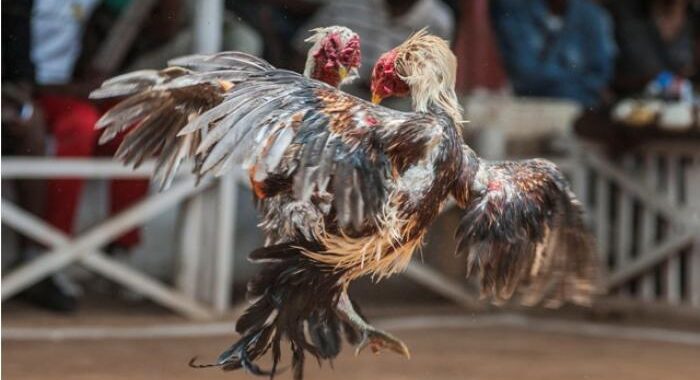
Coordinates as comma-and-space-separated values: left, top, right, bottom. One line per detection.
336, 291, 410, 359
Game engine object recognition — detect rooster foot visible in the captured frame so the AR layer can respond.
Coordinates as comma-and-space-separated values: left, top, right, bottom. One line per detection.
336, 291, 410, 359
355, 328, 410, 359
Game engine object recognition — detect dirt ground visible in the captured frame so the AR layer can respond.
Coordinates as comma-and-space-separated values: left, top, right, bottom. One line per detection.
4, 300, 700, 380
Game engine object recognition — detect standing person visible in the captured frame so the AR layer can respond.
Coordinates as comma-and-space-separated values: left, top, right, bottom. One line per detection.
2, 0, 182, 311
454, 0, 508, 93
2, 0, 81, 312
490, 0, 617, 107
31, 0, 183, 260
32, 0, 151, 260
31, 0, 105, 254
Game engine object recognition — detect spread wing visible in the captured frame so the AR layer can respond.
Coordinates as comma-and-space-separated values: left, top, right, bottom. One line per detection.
96, 59, 444, 233
177, 69, 442, 232
455, 157, 599, 307
90, 52, 274, 189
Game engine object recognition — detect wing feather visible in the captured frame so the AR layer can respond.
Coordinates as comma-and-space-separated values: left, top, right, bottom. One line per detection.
455, 158, 599, 307
90, 51, 279, 189
168, 51, 274, 72
96, 55, 444, 234
175, 69, 441, 232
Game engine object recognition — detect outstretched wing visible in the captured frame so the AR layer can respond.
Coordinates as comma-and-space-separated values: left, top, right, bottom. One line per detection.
455, 157, 599, 307
90, 52, 274, 189
97, 59, 443, 233
177, 69, 441, 232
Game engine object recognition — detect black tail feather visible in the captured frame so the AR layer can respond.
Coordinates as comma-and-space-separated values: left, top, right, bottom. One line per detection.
208, 242, 346, 380
308, 310, 342, 359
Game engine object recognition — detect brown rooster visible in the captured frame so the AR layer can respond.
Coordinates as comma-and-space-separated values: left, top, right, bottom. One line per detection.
92, 30, 598, 379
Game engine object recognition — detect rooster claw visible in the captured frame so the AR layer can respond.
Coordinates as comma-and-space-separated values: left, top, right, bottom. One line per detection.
354, 329, 410, 359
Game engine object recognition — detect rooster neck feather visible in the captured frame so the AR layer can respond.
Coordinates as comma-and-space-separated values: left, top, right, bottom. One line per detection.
394, 29, 463, 127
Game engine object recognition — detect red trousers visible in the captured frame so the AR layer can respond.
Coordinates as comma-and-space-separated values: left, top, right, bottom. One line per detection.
39, 95, 149, 248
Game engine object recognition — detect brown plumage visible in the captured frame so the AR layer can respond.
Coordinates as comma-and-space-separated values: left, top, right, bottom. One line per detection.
90, 52, 273, 189
92, 29, 598, 380
456, 156, 599, 306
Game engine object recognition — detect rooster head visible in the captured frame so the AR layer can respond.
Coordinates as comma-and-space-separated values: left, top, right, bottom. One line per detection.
304, 26, 361, 88
370, 49, 411, 104
371, 29, 462, 122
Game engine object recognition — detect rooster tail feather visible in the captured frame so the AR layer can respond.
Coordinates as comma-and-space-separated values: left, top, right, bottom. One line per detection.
214, 243, 346, 380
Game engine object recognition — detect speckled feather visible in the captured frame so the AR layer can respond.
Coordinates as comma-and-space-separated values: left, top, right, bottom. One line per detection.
90, 52, 272, 189
179, 69, 457, 248
456, 158, 599, 306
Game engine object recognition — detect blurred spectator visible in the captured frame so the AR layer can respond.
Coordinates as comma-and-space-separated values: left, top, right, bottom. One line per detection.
2, 0, 80, 312
1, 0, 183, 312
30, 0, 152, 259
32, 0, 103, 254
490, 0, 616, 107
293, 0, 456, 86
608, 0, 700, 96
2, 0, 45, 221
454, 0, 508, 93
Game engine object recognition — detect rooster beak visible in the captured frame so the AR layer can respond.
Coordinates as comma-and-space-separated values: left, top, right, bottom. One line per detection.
338, 66, 348, 81
371, 92, 383, 105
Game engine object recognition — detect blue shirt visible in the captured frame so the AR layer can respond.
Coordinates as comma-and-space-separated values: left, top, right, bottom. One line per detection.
491, 0, 616, 107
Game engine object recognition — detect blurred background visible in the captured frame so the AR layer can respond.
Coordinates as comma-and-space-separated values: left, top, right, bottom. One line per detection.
2, 0, 700, 379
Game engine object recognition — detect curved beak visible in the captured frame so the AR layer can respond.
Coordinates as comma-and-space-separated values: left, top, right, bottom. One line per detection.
371, 92, 383, 105
338, 66, 348, 81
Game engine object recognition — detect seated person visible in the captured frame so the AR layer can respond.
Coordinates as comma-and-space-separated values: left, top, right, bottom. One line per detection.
490, 0, 616, 107
608, 0, 699, 97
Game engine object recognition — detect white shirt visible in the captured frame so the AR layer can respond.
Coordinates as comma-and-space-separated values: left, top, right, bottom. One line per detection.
31, 0, 101, 85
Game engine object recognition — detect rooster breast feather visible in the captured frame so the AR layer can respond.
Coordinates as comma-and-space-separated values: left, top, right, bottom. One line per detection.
455, 156, 600, 307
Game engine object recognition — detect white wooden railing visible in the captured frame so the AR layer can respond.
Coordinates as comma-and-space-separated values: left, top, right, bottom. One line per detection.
1, 158, 240, 320
569, 142, 700, 307
4, 97, 697, 322
467, 94, 700, 309
1, 158, 483, 321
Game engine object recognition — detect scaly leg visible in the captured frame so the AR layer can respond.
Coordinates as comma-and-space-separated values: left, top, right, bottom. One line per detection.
336, 291, 410, 358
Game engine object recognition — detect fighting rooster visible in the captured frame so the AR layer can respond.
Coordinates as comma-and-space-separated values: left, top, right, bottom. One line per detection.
92, 30, 598, 379
91, 25, 399, 367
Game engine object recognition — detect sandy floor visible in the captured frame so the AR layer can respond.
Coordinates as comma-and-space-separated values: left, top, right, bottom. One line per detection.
4, 317, 700, 380
4, 296, 700, 380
